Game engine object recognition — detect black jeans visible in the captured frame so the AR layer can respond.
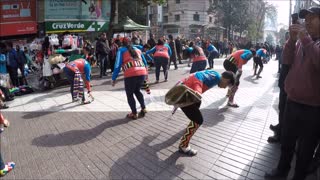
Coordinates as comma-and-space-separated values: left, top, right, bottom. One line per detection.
181, 102, 203, 125
124, 75, 146, 114
99, 54, 109, 76
208, 51, 218, 69
7, 66, 18, 87
277, 99, 320, 179
154, 57, 169, 81
277, 88, 287, 136
169, 53, 177, 69
190, 60, 207, 73
63, 67, 85, 102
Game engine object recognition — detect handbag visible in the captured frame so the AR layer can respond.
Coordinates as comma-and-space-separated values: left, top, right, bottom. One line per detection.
165, 84, 202, 108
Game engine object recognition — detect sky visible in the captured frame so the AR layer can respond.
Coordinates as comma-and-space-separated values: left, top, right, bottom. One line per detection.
265, 0, 294, 29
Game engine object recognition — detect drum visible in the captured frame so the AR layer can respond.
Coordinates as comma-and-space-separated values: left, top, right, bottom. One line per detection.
165, 84, 201, 108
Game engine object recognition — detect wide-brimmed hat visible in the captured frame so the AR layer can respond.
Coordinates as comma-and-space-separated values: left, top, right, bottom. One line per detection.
299, 6, 320, 19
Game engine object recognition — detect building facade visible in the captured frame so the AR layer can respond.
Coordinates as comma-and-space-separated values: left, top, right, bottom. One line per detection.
160, 0, 216, 39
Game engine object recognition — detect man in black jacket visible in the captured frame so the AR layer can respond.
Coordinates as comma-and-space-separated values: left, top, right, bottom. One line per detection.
175, 36, 183, 64
96, 33, 110, 78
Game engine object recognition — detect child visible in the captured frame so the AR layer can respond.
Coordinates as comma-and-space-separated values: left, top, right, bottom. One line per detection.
0, 113, 15, 177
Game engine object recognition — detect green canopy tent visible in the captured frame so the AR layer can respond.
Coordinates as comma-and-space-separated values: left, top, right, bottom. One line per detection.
113, 16, 150, 32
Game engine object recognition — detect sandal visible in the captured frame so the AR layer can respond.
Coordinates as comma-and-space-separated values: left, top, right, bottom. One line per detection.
178, 146, 197, 156
227, 102, 239, 108
126, 113, 138, 120
138, 109, 147, 118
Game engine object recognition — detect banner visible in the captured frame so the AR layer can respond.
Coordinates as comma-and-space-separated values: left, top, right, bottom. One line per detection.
0, 22, 37, 36
45, 21, 109, 33
45, 0, 111, 21
0, 0, 36, 23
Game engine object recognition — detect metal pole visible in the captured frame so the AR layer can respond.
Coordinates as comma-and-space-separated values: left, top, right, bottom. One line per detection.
289, 0, 292, 26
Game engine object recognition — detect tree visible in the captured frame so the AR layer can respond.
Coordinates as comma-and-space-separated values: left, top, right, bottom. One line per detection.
108, 0, 166, 36
248, 2, 277, 43
278, 28, 287, 45
208, 0, 254, 40
266, 33, 274, 45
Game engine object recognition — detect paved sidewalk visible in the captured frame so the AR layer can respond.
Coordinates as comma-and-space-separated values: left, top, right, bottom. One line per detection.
1, 59, 318, 179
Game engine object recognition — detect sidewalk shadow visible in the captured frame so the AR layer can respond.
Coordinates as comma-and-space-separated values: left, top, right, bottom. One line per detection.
243, 75, 259, 84
32, 117, 131, 147
110, 131, 186, 179
22, 101, 78, 119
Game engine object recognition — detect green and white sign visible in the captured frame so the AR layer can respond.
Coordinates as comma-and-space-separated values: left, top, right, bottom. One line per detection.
46, 21, 109, 33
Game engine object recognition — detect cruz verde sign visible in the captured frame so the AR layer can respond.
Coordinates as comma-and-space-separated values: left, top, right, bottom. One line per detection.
45, 21, 109, 33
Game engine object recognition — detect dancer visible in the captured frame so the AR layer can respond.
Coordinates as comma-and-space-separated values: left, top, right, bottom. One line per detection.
0, 113, 15, 177
63, 58, 93, 104
146, 39, 172, 83
253, 48, 267, 79
223, 49, 254, 107
187, 42, 207, 73
206, 42, 219, 69
112, 37, 148, 119
166, 70, 235, 156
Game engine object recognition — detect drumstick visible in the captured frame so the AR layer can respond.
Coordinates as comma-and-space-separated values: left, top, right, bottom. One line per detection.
171, 106, 178, 115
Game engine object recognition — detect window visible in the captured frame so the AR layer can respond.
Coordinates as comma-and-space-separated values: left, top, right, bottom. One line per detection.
163, 16, 168, 23
175, 15, 180, 22
209, 16, 213, 23
176, 0, 180, 4
193, 12, 200, 21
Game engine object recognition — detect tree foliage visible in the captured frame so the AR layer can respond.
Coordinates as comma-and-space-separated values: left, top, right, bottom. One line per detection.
108, 0, 166, 36
208, 0, 277, 42
266, 33, 274, 45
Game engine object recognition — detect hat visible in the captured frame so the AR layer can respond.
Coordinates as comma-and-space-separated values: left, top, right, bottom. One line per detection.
122, 37, 131, 44
299, 6, 320, 19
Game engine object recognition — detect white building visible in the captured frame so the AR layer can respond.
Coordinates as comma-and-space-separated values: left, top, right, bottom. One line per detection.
149, 0, 221, 40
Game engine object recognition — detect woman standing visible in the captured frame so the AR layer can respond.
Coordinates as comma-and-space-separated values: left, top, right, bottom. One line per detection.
146, 39, 172, 83
112, 37, 148, 120
187, 42, 207, 73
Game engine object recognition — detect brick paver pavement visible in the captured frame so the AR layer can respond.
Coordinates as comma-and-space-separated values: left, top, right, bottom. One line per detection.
1, 58, 318, 179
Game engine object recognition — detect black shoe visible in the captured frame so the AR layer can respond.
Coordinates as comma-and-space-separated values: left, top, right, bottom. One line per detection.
269, 124, 279, 132
265, 168, 289, 179
103, 73, 107, 76
267, 135, 281, 143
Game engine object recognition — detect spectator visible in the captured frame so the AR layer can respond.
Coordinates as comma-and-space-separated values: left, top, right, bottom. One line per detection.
168, 34, 178, 70
265, 7, 320, 180
147, 34, 156, 48
96, 32, 110, 78
175, 36, 183, 64
16, 45, 27, 84
6, 42, 19, 87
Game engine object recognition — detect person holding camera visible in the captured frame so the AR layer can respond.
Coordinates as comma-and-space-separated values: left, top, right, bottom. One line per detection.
265, 7, 320, 180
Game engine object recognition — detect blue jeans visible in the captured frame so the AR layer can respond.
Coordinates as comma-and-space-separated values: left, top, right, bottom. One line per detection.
124, 75, 146, 114
154, 57, 169, 81
190, 60, 207, 73
0, 153, 4, 170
